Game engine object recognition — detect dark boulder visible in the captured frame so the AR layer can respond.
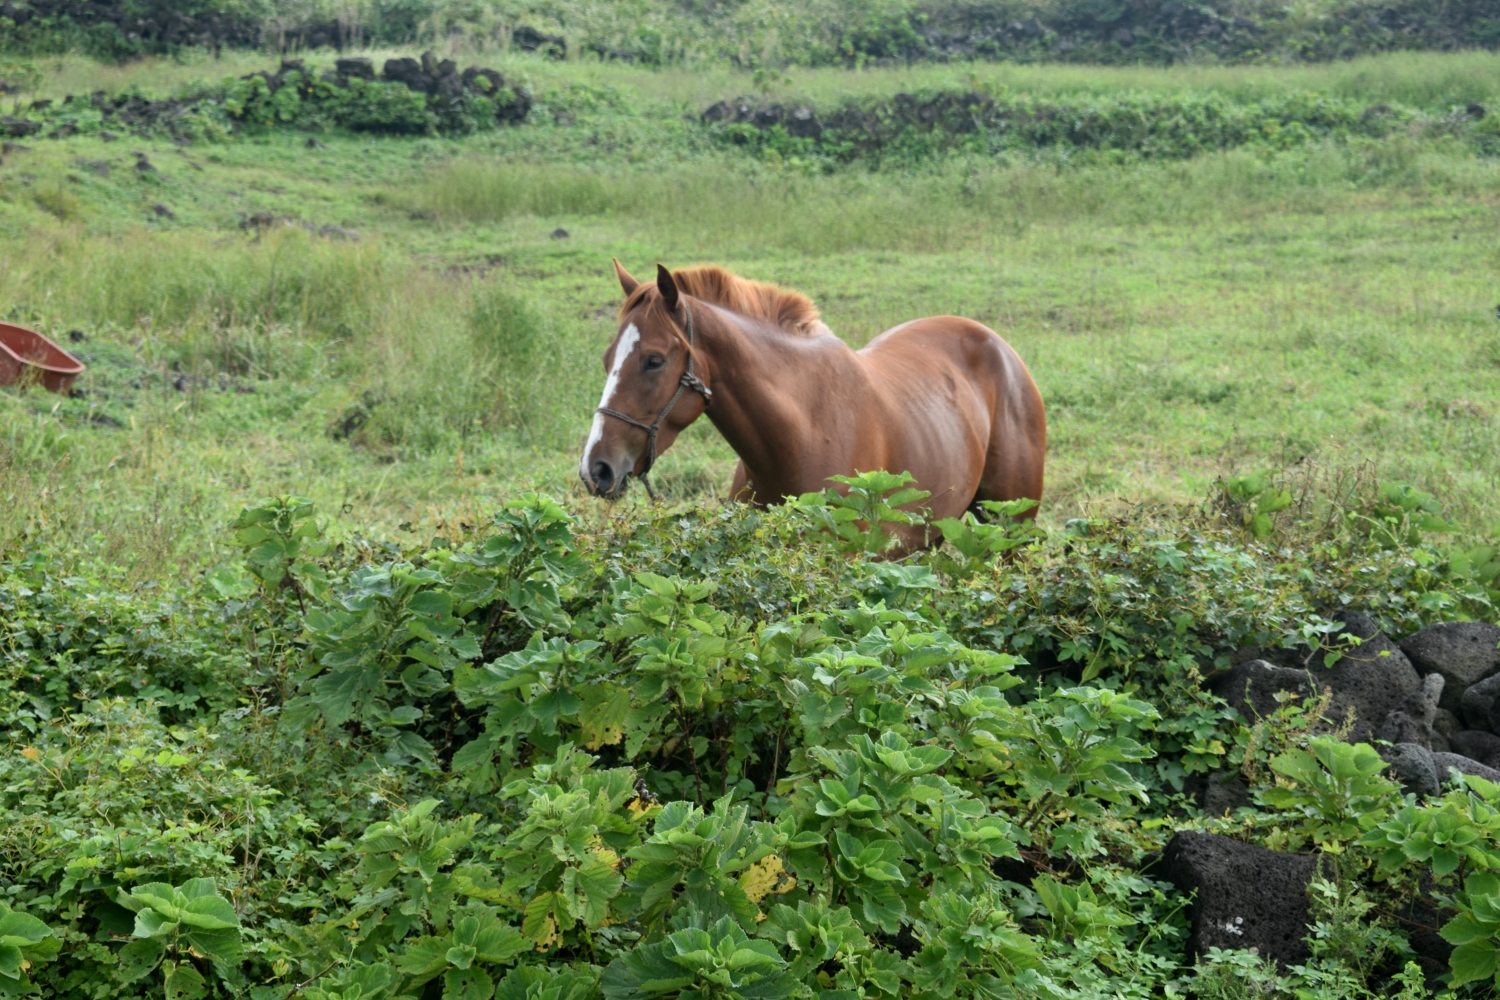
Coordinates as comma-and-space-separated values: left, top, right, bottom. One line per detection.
1434, 708, 1462, 740
786, 107, 822, 138
1462, 672, 1500, 732
513, 25, 566, 57
1314, 611, 1421, 741
0, 117, 43, 137
1157, 831, 1326, 967
382, 57, 423, 89
1213, 659, 1316, 723
1218, 614, 1416, 740
1449, 731, 1500, 769
1379, 742, 1440, 799
826, 107, 875, 131
701, 101, 732, 123
1380, 674, 1448, 749
1378, 711, 1438, 750
382, 57, 417, 78
1400, 622, 1500, 715
1399, 673, 1445, 725
753, 104, 786, 127
335, 57, 375, 81
1432, 752, 1500, 785
495, 89, 531, 125
462, 67, 506, 95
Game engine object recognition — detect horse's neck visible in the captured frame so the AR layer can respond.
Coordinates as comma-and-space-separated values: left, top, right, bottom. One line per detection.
696, 304, 858, 491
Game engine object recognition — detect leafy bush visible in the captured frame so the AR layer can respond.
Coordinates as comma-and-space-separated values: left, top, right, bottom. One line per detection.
707, 88, 1482, 168
3, 0, 1498, 67
2, 476, 1499, 998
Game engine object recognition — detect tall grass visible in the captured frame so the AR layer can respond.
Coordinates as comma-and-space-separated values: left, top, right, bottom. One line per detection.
3, 121, 1498, 574
407, 140, 1500, 255
24, 47, 1500, 111
768, 50, 1500, 111
0, 228, 396, 337
0, 227, 583, 454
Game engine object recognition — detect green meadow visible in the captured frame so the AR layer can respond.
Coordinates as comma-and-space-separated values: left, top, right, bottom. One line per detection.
4, 42, 1500, 1000
4, 48, 1500, 570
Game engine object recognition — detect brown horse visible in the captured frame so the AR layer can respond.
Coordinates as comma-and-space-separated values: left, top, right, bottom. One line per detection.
579, 261, 1046, 546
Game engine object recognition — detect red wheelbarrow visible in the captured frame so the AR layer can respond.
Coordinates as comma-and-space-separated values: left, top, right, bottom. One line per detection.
0, 323, 86, 395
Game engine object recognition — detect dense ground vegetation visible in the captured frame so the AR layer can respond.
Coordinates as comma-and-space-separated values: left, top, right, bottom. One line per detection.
2, 34, 1500, 1000
3, 478, 1500, 1000
1, 0, 1498, 67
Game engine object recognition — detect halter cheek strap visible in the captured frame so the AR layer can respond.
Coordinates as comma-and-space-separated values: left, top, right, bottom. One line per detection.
595, 299, 712, 501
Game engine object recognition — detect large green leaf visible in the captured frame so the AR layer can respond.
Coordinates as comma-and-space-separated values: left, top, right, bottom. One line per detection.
117, 938, 167, 983
0, 911, 51, 949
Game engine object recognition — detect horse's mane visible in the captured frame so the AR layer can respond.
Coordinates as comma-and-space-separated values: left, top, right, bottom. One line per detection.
622, 265, 821, 335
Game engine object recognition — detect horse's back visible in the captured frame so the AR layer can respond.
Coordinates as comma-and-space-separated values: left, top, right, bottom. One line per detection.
858, 316, 1045, 511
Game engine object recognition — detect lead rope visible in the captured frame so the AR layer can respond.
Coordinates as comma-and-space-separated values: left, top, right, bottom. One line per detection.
595, 299, 712, 502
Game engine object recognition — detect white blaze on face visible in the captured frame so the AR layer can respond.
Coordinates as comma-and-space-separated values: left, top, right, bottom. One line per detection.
580, 323, 641, 480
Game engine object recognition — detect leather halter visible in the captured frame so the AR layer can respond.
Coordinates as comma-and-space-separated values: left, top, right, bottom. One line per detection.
595, 299, 712, 501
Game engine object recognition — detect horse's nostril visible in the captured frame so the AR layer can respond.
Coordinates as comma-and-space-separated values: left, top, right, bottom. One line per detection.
591, 460, 615, 491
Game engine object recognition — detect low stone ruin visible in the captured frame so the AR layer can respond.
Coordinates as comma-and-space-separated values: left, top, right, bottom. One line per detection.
1166, 614, 1500, 979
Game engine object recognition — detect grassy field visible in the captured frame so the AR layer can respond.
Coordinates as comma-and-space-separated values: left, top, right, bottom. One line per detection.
3, 48, 1500, 579
17, 47, 1500, 110
5, 45, 1500, 1000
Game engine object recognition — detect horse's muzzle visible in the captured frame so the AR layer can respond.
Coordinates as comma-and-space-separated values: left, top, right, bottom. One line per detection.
583, 459, 630, 499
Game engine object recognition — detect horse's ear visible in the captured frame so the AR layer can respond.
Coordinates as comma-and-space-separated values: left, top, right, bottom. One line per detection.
613, 258, 639, 296
656, 263, 679, 312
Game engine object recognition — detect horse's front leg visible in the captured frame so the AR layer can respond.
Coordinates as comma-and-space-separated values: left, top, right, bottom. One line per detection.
728, 461, 755, 504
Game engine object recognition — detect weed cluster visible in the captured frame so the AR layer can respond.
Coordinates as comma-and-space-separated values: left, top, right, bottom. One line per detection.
1, 474, 1497, 998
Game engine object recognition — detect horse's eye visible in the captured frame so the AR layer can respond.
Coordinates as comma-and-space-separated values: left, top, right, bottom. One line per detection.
645, 356, 665, 371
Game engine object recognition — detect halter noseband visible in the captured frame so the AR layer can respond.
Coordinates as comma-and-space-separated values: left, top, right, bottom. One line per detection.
595, 299, 712, 501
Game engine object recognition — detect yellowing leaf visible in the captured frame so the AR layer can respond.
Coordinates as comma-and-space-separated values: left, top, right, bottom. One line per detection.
19, 747, 39, 761
523, 892, 563, 949
738, 855, 795, 903
578, 683, 630, 749
534, 913, 558, 950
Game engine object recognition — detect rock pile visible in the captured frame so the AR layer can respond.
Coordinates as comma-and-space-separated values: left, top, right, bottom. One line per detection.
3, 52, 530, 141
701, 91, 994, 146
1168, 613, 1500, 971
1206, 613, 1500, 799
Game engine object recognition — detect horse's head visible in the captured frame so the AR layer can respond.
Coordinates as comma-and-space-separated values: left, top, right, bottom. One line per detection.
579, 260, 711, 499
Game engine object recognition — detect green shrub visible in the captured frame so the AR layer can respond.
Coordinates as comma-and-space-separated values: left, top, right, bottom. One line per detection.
3, 484, 1500, 997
